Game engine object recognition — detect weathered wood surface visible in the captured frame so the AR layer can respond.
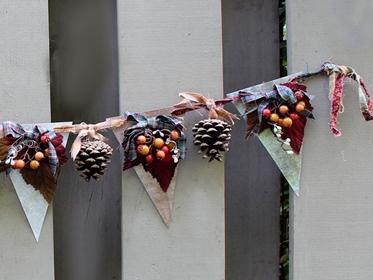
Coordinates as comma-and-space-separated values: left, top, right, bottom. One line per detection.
222, 0, 281, 279
0, 1, 54, 279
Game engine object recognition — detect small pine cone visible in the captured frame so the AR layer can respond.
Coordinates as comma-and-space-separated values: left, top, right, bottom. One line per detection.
74, 140, 114, 182
192, 119, 232, 162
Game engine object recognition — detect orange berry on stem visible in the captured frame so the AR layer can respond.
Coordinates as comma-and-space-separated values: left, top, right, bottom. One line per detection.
13, 159, 26, 169
295, 104, 305, 113
34, 151, 45, 161
297, 101, 306, 107
30, 160, 40, 170
137, 135, 146, 144
294, 91, 304, 101
170, 129, 180, 141
156, 150, 166, 160
161, 145, 169, 154
279, 105, 289, 115
289, 112, 299, 121
154, 138, 164, 149
278, 118, 283, 126
269, 113, 279, 123
137, 144, 150, 156
44, 148, 49, 157
282, 117, 293, 128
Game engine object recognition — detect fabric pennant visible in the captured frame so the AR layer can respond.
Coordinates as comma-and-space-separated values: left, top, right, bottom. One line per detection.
7, 122, 71, 241
228, 73, 305, 195
112, 107, 182, 226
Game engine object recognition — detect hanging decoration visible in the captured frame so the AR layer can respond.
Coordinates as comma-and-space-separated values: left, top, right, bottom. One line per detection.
0, 122, 71, 241
228, 61, 373, 195
122, 112, 186, 192
171, 92, 238, 161
116, 109, 186, 226
0, 61, 372, 236
238, 81, 315, 154
54, 118, 126, 182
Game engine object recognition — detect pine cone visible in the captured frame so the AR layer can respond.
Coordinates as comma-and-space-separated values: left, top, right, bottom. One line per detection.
74, 140, 113, 182
192, 119, 232, 162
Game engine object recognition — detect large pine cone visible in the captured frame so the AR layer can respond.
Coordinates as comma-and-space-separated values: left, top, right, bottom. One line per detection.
192, 119, 232, 162
74, 140, 113, 182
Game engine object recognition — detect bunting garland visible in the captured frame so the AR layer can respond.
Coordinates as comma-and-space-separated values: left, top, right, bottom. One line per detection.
1, 61, 372, 238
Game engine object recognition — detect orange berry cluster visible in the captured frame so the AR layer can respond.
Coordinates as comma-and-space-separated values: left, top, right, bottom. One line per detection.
11, 134, 50, 170
136, 129, 180, 163
262, 91, 306, 128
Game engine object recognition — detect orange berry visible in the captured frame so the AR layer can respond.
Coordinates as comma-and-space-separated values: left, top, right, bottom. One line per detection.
137, 144, 150, 156
167, 141, 176, 150
282, 117, 293, 128
156, 150, 166, 160
289, 112, 299, 121
295, 104, 305, 113
137, 135, 146, 144
153, 138, 164, 149
34, 152, 45, 161
295, 91, 305, 101
12, 159, 26, 169
297, 101, 306, 107
40, 135, 49, 143
44, 148, 49, 157
279, 105, 289, 115
170, 129, 180, 141
30, 160, 40, 169
269, 113, 279, 123
278, 118, 284, 126
161, 146, 169, 153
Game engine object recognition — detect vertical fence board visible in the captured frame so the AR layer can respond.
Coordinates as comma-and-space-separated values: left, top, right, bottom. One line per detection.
287, 1, 373, 279
0, 1, 53, 279
50, 1, 121, 279
222, 1, 281, 279
117, 1, 225, 279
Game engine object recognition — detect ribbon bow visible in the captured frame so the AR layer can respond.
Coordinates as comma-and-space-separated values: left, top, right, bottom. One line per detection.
2, 121, 59, 177
171, 92, 239, 124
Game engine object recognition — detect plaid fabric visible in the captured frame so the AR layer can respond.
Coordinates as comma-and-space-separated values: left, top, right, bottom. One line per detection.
2, 121, 59, 177
123, 112, 186, 161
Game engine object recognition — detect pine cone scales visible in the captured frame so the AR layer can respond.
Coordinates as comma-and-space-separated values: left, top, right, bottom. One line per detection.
74, 140, 113, 182
192, 119, 232, 162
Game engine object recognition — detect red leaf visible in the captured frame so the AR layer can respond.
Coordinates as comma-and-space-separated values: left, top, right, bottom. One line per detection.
215, 98, 234, 107
143, 152, 177, 192
123, 155, 143, 171
171, 105, 205, 116
0, 138, 13, 173
52, 133, 68, 166
282, 82, 307, 92
281, 115, 307, 154
20, 159, 58, 204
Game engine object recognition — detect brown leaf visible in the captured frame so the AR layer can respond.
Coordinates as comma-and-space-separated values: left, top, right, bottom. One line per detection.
178, 92, 207, 105
245, 111, 260, 139
20, 159, 58, 204
0, 137, 13, 173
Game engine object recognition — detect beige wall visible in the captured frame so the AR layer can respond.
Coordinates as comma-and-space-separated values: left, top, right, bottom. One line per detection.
0, 1, 54, 279
287, 1, 373, 279
117, 1, 225, 279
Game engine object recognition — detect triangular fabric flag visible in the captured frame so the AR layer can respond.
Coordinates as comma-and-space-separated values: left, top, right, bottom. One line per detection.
112, 107, 182, 226
228, 74, 303, 195
7, 122, 71, 241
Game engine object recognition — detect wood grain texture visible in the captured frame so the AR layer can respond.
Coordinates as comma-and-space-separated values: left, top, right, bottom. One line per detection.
0, 1, 54, 279
287, 1, 373, 279
50, 1, 122, 279
118, 0, 225, 279
222, 0, 281, 279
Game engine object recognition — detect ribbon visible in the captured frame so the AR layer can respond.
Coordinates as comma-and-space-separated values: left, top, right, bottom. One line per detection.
54, 118, 127, 160
123, 112, 186, 161
2, 121, 59, 177
171, 92, 239, 124
324, 62, 373, 136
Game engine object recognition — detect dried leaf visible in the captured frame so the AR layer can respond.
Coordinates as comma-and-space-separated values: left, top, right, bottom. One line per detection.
20, 159, 58, 204
170, 105, 205, 116
0, 137, 13, 173
143, 152, 177, 192
52, 133, 68, 165
215, 107, 239, 124
214, 98, 235, 107
178, 92, 207, 104
245, 111, 260, 139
